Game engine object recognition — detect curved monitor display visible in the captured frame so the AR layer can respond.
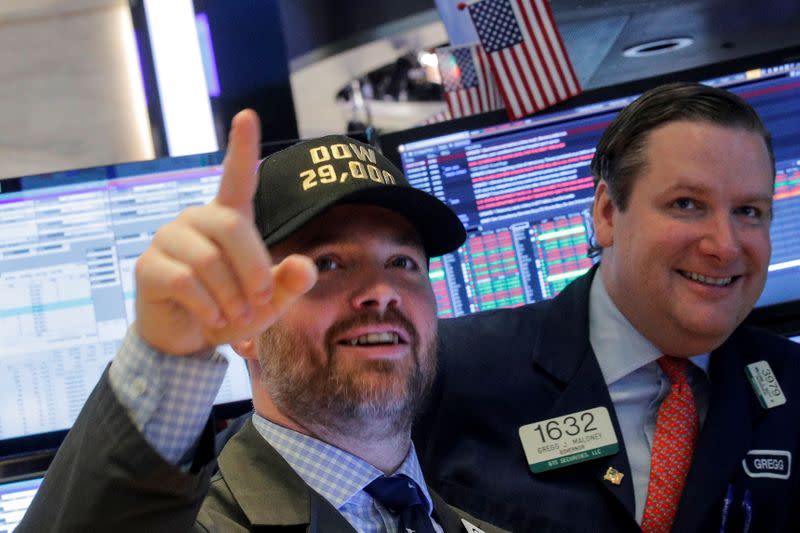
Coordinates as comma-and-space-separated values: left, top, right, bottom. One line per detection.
0, 151, 254, 455
380, 47, 800, 332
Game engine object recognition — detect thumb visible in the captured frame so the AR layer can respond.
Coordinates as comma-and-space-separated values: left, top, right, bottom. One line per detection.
263, 254, 318, 317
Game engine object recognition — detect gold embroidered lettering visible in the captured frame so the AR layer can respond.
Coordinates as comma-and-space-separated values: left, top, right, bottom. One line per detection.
367, 164, 383, 183
381, 170, 396, 184
349, 143, 377, 163
349, 161, 366, 179
310, 146, 330, 164
330, 144, 352, 159
318, 164, 336, 184
300, 169, 317, 190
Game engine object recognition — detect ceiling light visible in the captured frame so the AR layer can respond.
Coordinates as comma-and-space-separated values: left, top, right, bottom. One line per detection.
623, 37, 694, 58
418, 51, 439, 68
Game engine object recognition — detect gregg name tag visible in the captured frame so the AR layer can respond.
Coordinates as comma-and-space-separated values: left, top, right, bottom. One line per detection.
742, 449, 792, 480
519, 407, 619, 473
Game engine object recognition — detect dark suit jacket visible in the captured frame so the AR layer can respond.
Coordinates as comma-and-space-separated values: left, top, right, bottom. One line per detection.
414, 268, 800, 532
17, 372, 505, 533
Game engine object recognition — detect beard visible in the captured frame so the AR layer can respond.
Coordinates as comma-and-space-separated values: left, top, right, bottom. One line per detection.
257, 308, 437, 440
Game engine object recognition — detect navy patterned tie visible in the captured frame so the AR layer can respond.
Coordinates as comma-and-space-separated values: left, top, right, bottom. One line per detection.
365, 474, 437, 533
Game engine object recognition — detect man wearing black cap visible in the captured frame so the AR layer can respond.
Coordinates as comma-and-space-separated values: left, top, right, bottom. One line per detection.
17, 110, 500, 533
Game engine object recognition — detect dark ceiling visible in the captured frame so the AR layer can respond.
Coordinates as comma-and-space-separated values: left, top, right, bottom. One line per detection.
282, 0, 800, 91
553, 0, 800, 89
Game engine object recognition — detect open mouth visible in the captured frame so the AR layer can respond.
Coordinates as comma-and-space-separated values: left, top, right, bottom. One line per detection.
340, 332, 403, 347
678, 269, 739, 287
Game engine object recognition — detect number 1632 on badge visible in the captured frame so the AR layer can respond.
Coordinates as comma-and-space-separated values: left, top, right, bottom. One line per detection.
519, 407, 619, 473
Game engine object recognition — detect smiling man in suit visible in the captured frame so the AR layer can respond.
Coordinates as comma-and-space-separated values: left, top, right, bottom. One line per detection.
414, 82, 800, 532
18, 111, 503, 533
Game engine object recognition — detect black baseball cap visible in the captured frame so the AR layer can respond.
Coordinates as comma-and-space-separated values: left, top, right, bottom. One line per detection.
253, 135, 466, 257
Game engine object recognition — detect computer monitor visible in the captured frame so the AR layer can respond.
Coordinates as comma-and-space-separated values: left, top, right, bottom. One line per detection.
0, 131, 374, 459
0, 151, 255, 457
380, 46, 800, 331
0, 473, 43, 532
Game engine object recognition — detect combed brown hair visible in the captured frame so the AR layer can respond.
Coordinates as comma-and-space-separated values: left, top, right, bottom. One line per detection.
588, 82, 774, 255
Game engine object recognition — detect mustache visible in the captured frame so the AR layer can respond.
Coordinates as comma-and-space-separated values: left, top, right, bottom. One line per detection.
325, 308, 419, 352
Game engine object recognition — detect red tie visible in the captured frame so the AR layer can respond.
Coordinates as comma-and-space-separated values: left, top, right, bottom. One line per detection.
641, 356, 699, 533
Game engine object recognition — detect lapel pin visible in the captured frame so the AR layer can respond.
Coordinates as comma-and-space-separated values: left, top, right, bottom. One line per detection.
603, 466, 624, 486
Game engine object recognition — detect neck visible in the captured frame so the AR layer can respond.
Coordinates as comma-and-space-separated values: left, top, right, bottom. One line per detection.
253, 388, 412, 474
307, 423, 413, 474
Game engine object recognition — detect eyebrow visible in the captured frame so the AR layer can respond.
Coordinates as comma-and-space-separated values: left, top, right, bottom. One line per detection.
662, 183, 707, 195
662, 183, 774, 204
741, 194, 774, 205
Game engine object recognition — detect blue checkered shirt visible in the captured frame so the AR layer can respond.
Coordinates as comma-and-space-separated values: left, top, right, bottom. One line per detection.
252, 414, 444, 533
109, 328, 228, 464
109, 328, 444, 532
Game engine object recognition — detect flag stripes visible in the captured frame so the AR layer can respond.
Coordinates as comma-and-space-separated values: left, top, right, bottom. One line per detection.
437, 43, 503, 118
467, 0, 581, 119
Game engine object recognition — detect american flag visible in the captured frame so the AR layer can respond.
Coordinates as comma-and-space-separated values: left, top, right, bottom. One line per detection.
436, 43, 503, 118
466, 0, 582, 120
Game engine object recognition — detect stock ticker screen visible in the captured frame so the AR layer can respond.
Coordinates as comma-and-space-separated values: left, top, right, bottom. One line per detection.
0, 153, 254, 444
391, 59, 800, 319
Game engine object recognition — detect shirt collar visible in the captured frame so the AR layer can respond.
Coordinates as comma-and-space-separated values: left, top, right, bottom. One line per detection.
589, 263, 710, 385
251, 413, 434, 514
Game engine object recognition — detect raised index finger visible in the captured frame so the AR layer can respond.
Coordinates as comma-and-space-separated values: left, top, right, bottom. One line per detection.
216, 109, 261, 220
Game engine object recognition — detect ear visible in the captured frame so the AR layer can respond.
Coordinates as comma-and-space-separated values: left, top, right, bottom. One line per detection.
592, 180, 617, 248
231, 337, 258, 360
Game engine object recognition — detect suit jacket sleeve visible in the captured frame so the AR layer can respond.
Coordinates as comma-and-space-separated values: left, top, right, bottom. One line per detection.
16, 369, 218, 533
